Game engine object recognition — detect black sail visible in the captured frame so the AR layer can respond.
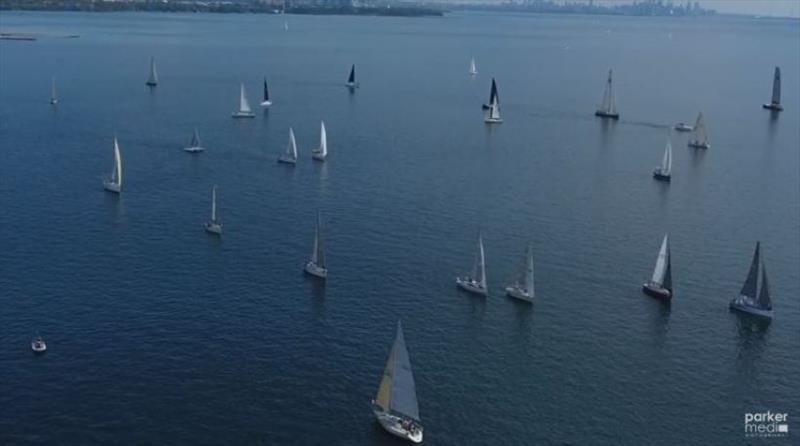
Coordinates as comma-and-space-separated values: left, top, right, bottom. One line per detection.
739, 242, 760, 299
663, 246, 672, 292
263, 78, 270, 102
348, 64, 356, 84
757, 263, 772, 310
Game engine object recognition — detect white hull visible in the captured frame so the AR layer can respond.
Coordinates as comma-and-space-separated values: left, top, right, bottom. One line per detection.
346, 82, 358, 89
277, 155, 297, 165
505, 285, 533, 303
232, 111, 255, 118
484, 116, 503, 124
305, 261, 327, 279
456, 277, 487, 296
184, 146, 204, 153
260, 100, 272, 108
730, 296, 773, 319
688, 141, 711, 149
103, 181, 121, 194
312, 151, 326, 161
674, 123, 692, 132
50, 99, 58, 105
31, 339, 47, 353
372, 408, 423, 444
205, 222, 222, 235
469, 70, 477, 75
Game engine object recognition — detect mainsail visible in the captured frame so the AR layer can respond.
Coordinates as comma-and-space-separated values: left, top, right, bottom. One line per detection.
471, 234, 487, 288
469, 57, 477, 75
523, 245, 535, 294
210, 185, 218, 223
348, 64, 356, 84
771, 66, 781, 106
690, 112, 708, 146
375, 321, 420, 421
739, 242, 760, 299
660, 138, 672, 176
112, 137, 123, 186
650, 234, 671, 290
317, 121, 328, 157
310, 212, 326, 268
50, 76, 57, 103
147, 57, 158, 86
239, 83, 252, 113
263, 78, 270, 102
190, 128, 200, 148
599, 69, 616, 114
287, 127, 298, 160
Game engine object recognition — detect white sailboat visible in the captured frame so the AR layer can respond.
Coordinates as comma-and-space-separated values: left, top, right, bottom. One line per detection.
146, 56, 158, 87
204, 185, 222, 235
595, 69, 619, 119
103, 137, 123, 193
468, 57, 477, 75
277, 127, 298, 164
642, 234, 672, 300
50, 76, 58, 105
183, 127, 204, 153
762, 66, 783, 111
346, 64, 358, 89
371, 321, 423, 444
31, 336, 47, 354
231, 83, 255, 118
505, 244, 535, 302
304, 212, 327, 279
456, 232, 488, 296
284, 20, 289, 31
311, 121, 328, 161
653, 135, 672, 181
687, 112, 710, 149
482, 78, 502, 124
260, 78, 272, 108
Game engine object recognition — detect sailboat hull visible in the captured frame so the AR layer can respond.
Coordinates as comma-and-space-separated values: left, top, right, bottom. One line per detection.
484, 116, 503, 124
260, 101, 272, 108
277, 155, 297, 165
231, 112, 255, 118
304, 261, 327, 279
729, 296, 773, 319
312, 152, 326, 161
346, 82, 358, 89
652, 170, 671, 182
688, 141, 711, 149
146, 81, 157, 87
762, 103, 783, 111
183, 146, 204, 153
595, 110, 619, 119
505, 285, 533, 303
204, 222, 222, 235
103, 181, 121, 194
642, 283, 671, 301
372, 408, 423, 444
456, 278, 487, 296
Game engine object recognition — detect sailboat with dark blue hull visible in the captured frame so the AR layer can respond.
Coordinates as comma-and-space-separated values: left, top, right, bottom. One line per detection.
730, 242, 773, 319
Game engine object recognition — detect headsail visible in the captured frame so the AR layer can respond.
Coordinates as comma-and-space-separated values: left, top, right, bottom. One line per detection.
112, 137, 123, 186
375, 321, 420, 421
469, 57, 477, 75
239, 83, 252, 113
651, 234, 670, 289
771, 66, 781, 106
471, 233, 487, 288
660, 138, 672, 176
210, 185, 218, 222
311, 212, 325, 267
524, 244, 535, 294
739, 242, 760, 299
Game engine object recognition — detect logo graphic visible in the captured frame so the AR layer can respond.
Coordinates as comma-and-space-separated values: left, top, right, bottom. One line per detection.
744, 411, 789, 438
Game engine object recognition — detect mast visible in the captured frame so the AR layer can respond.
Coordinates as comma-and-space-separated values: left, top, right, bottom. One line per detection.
375, 321, 420, 421
263, 78, 270, 102
739, 242, 760, 299
288, 127, 297, 159
239, 83, 251, 113
211, 185, 217, 222
651, 234, 669, 287
319, 121, 327, 157
771, 66, 781, 106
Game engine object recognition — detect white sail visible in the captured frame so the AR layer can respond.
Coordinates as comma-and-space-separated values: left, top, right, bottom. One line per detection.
313, 121, 327, 158
689, 112, 708, 146
50, 76, 57, 104
471, 234, 487, 288
239, 83, 252, 114
524, 245, 535, 295
146, 57, 158, 86
190, 128, 201, 148
112, 137, 122, 187
288, 127, 298, 160
660, 138, 672, 176
210, 185, 217, 222
650, 234, 669, 286
469, 57, 477, 75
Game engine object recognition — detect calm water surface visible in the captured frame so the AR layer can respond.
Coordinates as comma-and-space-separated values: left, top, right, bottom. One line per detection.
0, 10, 798, 445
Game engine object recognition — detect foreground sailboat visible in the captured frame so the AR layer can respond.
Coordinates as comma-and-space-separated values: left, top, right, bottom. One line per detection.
50, 76, 58, 105
372, 321, 423, 444
311, 121, 328, 161
642, 234, 672, 300
482, 78, 502, 123
595, 69, 619, 119
31, 336, 47, 354
653, 135, 672, 182
103, 137, 123, 193
346, 64, 358, 89
260, 78, 272, 108
762, 66, 783, 111
304, 212, 327, 279
204, 185, 222, 235
184, 128, 204, 153
505, 245, 535, 303
468, 57, 477, 75
687, 112, 710, 149
730, 242, 773, 319
456, 233, 488, 296
146, 56, 158, 87
231, 83, 255, 118
277, 127, 298, 164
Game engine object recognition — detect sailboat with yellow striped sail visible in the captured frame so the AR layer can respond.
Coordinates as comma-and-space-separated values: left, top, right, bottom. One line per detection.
371, 321, 423, 443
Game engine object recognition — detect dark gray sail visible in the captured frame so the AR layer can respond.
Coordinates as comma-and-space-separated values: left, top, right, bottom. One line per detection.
771, 66, 781, 106
263, 78, 270, 102
739, 242, 760, 298
348, 64, 356, 84
757, 263, 772, 310
663, 246, 672, 292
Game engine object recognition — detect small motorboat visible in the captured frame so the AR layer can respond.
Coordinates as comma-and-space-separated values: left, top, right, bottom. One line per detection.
31, 336, 47, 354
674, 122, 692, 132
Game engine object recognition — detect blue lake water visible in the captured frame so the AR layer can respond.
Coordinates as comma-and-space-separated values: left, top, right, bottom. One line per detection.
0, 10, 798, 445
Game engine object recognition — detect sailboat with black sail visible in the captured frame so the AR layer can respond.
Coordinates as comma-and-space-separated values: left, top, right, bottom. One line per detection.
371, 321, 423, 444
346, 64, 358, 89
762, 66, 783, 111
642, 234, 672, 300
730, 242, 773, 319
482, 78, 502, 123
260, 78, 272, 108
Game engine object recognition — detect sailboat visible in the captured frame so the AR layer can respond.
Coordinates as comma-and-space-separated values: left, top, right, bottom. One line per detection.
260, 78, 272, 108
653, 135, 672, 182
762, 66, 783, 111
103, 137, 123, 193
371, 321, 423, 444
346, 64, 358, 89
50, 76, 58, 105
204, 185, 222, 235
146, 56, 158, 87
505, 244, 535, 302
231, 83, 255, 118
730, 242, 773, 319
594, 69, 619, 119
284, 20, 289, 31
456, 232, 488, 296
183, 127, 204, 153
304, 212, 327, 279
468, 57, 477, 75
278, 127, 298, 164
482, 78, 502, 124
31, 336, 47, 354
687, 112, 710, 149
311, 121, 327, 161
642, 234, 672, 300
